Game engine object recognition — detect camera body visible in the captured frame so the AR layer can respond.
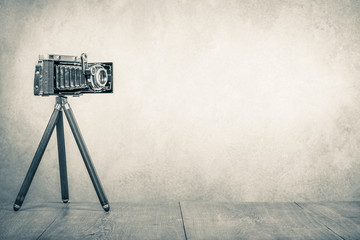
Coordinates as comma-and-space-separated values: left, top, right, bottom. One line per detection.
34, 53, 113, 96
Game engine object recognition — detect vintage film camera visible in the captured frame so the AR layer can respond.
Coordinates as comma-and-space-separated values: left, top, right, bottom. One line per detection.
34, 53, 113, 96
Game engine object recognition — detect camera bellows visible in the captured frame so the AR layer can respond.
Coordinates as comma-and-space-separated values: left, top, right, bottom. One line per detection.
56, 65, 86, 90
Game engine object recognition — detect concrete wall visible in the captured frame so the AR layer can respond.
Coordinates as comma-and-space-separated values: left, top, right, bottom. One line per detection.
1, 0, 360, 204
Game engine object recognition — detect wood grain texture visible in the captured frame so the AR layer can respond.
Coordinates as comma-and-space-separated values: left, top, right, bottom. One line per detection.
180, 202, 341, 240
39, 202, 185, 240
0, 202, 67, 240
1, 201, 359, 239
297, 202, 360, 240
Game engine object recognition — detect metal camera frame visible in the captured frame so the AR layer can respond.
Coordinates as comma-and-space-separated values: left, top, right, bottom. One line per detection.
34, 53, 113, 96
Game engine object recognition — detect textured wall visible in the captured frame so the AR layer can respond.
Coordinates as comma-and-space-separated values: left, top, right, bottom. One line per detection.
1, 0, 360, 204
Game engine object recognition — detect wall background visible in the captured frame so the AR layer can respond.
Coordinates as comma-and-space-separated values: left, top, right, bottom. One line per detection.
1, 0, 360, 204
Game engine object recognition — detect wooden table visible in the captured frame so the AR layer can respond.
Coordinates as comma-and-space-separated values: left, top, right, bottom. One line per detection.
0, 201, 359, 239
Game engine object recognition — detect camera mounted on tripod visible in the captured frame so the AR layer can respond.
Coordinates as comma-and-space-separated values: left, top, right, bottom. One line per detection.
14, 53, 112, 212
34, 53, 113, 96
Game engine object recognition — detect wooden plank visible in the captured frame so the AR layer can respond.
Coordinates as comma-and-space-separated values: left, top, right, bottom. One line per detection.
0, 202, 68, 240
313, 201, 360, 225
1, 201, 358, 239
180, 201, 340, 240
297, 202, 360, 240
39, 202, 185, 240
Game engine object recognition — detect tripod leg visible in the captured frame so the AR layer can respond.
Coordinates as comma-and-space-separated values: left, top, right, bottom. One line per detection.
56, 110, 69, 203
62, 102, 110, 212
13, 103, 61, 211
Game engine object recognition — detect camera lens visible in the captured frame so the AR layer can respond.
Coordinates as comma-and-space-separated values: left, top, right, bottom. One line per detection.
98, 69, 107, 85
95, 68, 108, 87
88, 65, 109, 90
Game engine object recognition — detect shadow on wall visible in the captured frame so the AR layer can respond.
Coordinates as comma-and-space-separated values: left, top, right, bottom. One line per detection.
1, 0, 360, 203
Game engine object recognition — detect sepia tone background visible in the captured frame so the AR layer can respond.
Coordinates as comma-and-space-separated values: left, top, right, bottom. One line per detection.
1, 0, 360, 205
